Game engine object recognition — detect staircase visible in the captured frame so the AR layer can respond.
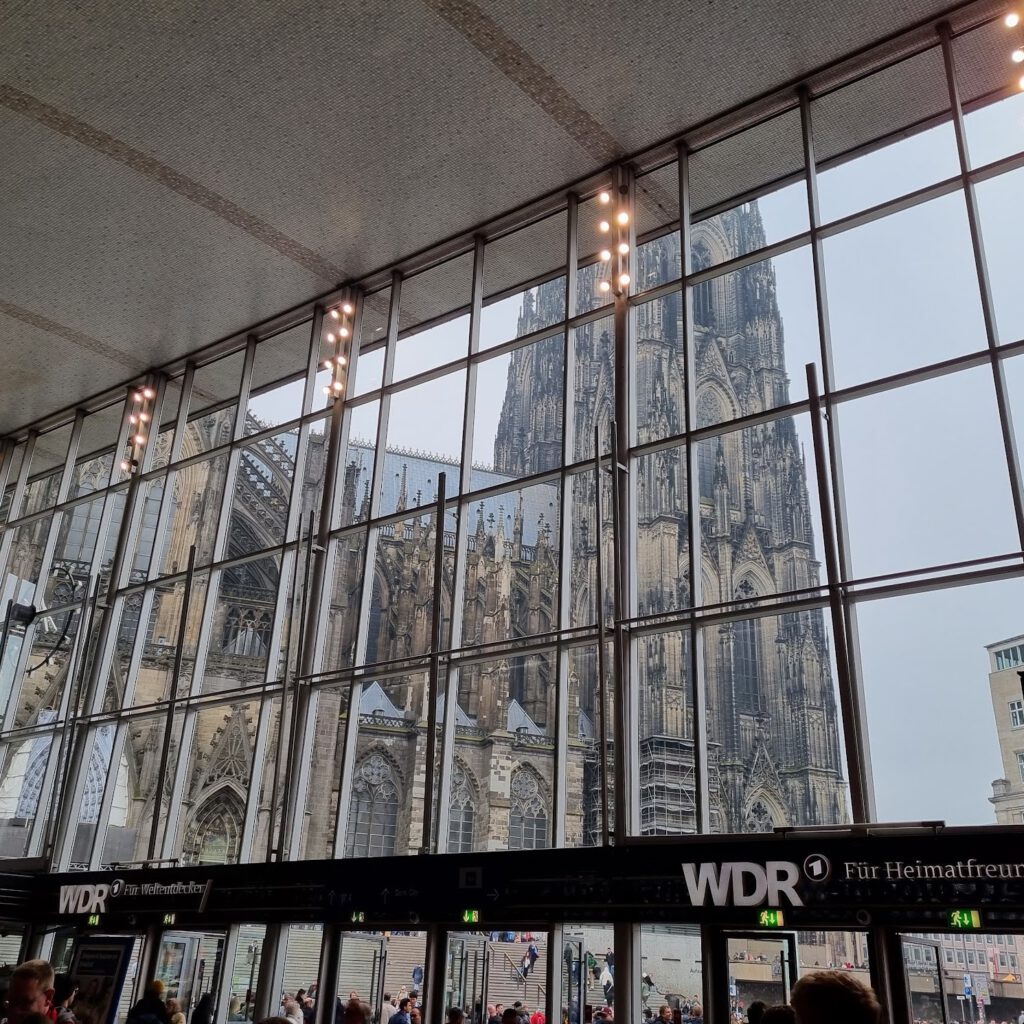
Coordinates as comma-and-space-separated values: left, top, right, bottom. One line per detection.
484, 942, 546, 1013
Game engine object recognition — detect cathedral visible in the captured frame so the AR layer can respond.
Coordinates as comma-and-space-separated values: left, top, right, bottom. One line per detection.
0, 201, 847, 867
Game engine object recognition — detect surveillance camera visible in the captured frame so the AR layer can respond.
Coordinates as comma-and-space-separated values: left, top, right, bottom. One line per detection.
855, 909, 872, 926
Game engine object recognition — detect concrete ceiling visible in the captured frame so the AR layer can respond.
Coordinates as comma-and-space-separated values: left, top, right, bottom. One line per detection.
0, 0, 980, 434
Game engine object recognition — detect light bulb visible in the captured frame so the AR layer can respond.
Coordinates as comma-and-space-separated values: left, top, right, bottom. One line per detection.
337, 355, 347, 366
120, 460, 130, 472
619, 273, 631, 287
135, 434, 146, 445
327, 332, 335, 342
1007, 11, 1020, 26
599, 249, 612, 262
617, 210, 629, 225
342, 301, 354, 315
129, 415, 138, 425
599, 280, 611, 293
143, 387, 155, 399
133, 391, 142, 402
599, 220, 610, 233
323, 359, 333, 369
323, 385, 332, 395
1014, 47, 1024, 62
598, 191, 611, 204
340, 326, 350, 338
330, 308, 340, 320
332, 380, 343, 392
618, 242, 629, 255
139, 412, 149, 422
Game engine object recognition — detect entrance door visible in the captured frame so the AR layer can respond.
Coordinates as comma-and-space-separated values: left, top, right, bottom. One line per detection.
444, 930, 547, 1021
156, 930, 226, 1017
901, 936, 951, 1024
337, 933, 388, 1019
725, 932, 798, 1014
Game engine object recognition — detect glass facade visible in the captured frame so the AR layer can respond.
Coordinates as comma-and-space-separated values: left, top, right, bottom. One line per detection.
1, 17, 1024, 875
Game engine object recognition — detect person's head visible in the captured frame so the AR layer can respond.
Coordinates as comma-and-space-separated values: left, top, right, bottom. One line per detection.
690, 1007, 703, 1021
488, 1007, 496, 1018
7, 961, 55, 1024
166, 999, 182, 1015
344, 1000, 372, 1024
790, 972, 881, 1024
399, 999, 412, 1013
297, 991, 307, 1003
384, 995, 391, 1006
760, 1007, 795, 1024
410, 1011, 422, 1024
146, 981, 166, 1000
448, 1008, 466, 1024
496, 1007, 504, 1016
503, 1010, 520, 1024
53, 975, 78, 1009
659, 1007, 673, 1023
284, 1000, 300, 1017
747, 1002, 767, 1024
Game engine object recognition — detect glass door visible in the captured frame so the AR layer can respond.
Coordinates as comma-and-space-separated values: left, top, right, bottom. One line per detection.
901, 936, 951, 1024
156, 930, 226, 1018
444, 930, 547, 1022
337, 932, 388, 1019
725, 932, 798, 1013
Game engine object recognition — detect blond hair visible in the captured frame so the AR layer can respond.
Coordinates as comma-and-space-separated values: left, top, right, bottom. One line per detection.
791, 971, 881, 1024
12, 960, 54, 992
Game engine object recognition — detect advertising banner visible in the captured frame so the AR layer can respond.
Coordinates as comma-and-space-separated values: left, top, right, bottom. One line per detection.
69, 935, 135, 1024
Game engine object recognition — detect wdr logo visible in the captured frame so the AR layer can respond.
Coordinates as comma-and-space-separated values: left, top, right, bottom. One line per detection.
58, 883, 110, 914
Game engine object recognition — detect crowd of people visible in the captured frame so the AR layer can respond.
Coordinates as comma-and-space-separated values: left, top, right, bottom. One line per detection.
735, 972, 882, 1024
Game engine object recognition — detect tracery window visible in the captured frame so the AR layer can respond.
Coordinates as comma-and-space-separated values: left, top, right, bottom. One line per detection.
447, 763, 475, 853
508, 767, 548, 850
183, 788, 245, 865
692, 242, 715, 328
345, 752, 399, 858
744, 799, 774, 833
222, 607, 272, 656
734, 581, 762, 713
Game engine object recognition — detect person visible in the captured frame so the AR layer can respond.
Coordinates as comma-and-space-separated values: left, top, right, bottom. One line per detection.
659, 1007, 673, 1024
409, 1011, 421, 1024
6, 962, 56, 1024
128, 982, 170, 1024
760, 1008, 794, 1024
513, 1003, 528, 1024
381, 996, 395, 1024
52, 976, 78, 1024
486, 1006, 497, 1024
411, 967, 424, 992
520, 952, 531, 979
283, 1001, 302, 1024
790, 972, 880, 1024
501, 1009, 519, 1024
586, 953, 599, 983
392, 999, 412, 1024
747, 1003, 766, 1024
344, 1002, 371, 1024
599, 965, 614, 1007
447, 1010, 465, 1024
605, 950, 614, 976
530, 1011, 544, 1024
166, 1000, 186, 1024
527, 943, 539, 977
688, 1007, 703, 1024
191, 994, 215, 1024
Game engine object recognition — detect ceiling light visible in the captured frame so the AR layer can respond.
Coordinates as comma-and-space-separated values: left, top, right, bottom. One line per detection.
599, 220, 610, 233
342, 301, 355, 315
139, 412, 149, 422
330, 309, 340, 320
599, 280, 611, 293
337, 355, 347, 366
133, 391, 143, 402
120, 460, 130, 472
327, 332, 335, 343
1014, 47, 1024, 62
323, 359, 333, 369
142, 387, 155, 399
618, 242, 629, 255
1007, 11, 1020, 26
129, 415, 138, 425
340, 326, 351, 338
135, 434, 146, 445
619, 273, 631, 287
332, 380, 343, 392
617, 210, 629, 225
323, 385, 332, 395
599, 249, 612, 261
598, 191, 611, 204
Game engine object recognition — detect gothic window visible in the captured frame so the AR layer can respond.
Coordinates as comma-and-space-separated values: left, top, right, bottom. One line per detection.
222, 607, 271, 656
447, 763, 476, 853
744, 799, 774, 833
692, 243, 715, 329
733, 618, 761, 714
345, 752, 399, 858
508, 768, 548, 850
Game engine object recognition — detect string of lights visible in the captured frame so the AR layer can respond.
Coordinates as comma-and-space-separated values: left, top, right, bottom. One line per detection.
595, 187, 631, 296
119, 384, 156, 474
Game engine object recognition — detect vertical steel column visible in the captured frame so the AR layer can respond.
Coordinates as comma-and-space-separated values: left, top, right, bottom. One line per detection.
799, 87, 876, 823
424, 924, 448, 1024
939, 22, 1024, 549
611, 923, 638, 1024
421, 471, 447, 854
315, 923, 343, 1024
593, 425, 611, 844
147, 543, 197, 860
281, 301, 347, 859
678, 142, 711, 834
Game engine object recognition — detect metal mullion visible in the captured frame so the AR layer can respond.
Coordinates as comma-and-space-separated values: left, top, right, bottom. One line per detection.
158, 708, 198, 861
679, 142, 711, 835
939, 23, 1024, 550
968, 146, 1024, 185
298, 316, 319, 418
365, 274, 402, 523
469, 321, 565, 367
800, 88, 874, 823
4, 431, 37, 529
686, 231, 810, 287
848, 558, 1024, 604
168, 363, 196, 466
816, 175, 962, 238
628, 278, 683, 310
238, 691, 275, 862
234, 335, 259, 442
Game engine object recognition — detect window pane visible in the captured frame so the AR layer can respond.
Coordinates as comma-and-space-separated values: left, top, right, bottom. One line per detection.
338, 400, 378, 529
227, 430, 297, 557
322, 529, 369, 675
183, 351, 245, 454
471, 335, 564, 489
22, 423, 73, 517
976, 168, 1024, 345
858, 577, 1024, 825
837, 369, 1018, 579
635, 293, 685, 446
479, 281, 566, 352
824, 192, 986, 386
246, 322, 312, 432
297, 684, 350, 860
484, 211, 566, 304
461, 480, 560, 647
155, 454, 229, 574
381, 371, 465, 515
571, 315, 614, 462
636, 443, 690, 616
703, 609, 849, 832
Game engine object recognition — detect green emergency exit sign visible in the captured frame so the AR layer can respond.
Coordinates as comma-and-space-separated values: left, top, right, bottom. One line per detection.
758, 909, 785, 928
948, 909, 982, 929
462, 909, 480, 924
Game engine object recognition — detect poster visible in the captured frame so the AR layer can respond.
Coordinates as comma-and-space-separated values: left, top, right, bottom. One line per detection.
69, 936, 135, 1024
